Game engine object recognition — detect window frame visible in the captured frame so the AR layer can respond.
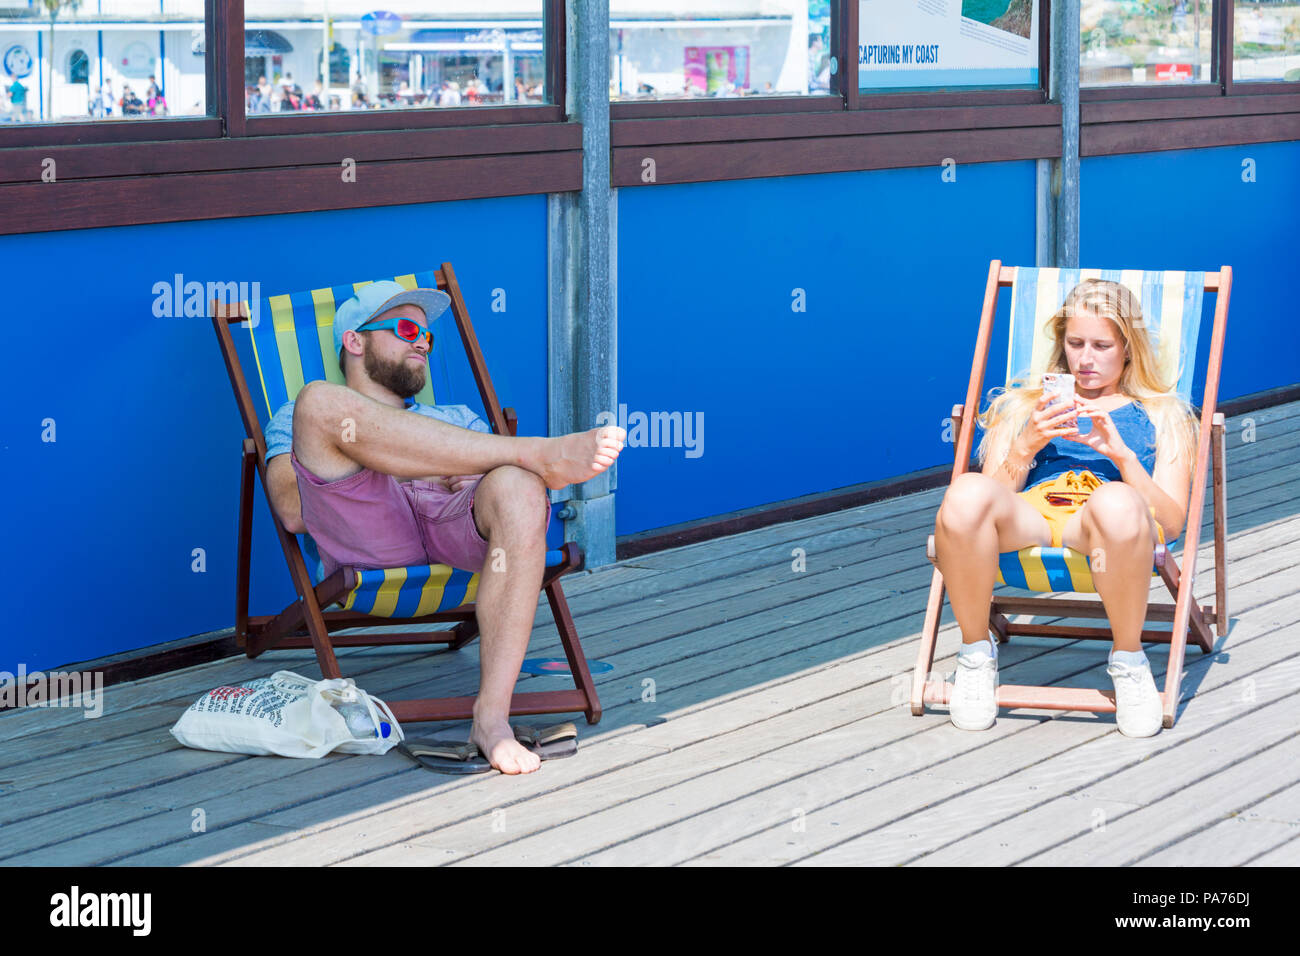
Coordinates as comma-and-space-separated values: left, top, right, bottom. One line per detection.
1080, 0, 1300, 154
612, 0, 1300, 187
611, 0, 1060, 186
1, 0, 1295, 225
0, 0, 580, 235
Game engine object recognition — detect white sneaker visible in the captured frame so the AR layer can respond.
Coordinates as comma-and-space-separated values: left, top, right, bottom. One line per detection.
1107, 659, 1163, 737
950, 646, 998, 731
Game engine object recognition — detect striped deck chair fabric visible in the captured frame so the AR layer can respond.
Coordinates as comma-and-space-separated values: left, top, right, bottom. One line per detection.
995, 267, 1205, 593
240, 269, 563, 618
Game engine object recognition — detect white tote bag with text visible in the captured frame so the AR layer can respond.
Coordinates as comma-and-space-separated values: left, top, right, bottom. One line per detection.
170, 670, 403, 758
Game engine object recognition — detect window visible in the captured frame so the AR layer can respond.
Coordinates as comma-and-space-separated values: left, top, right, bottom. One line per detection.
1081, 0, 1215, 87
0, 0, 207, 124
858, 0, 1041, 92
609, 1, 835, 100
1233, 0, 1300, 81
242, 1, 550, 116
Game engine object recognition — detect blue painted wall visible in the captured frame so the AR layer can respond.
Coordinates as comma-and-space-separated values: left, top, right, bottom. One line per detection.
614, 142, 1300, 536
1080, 140, 1300, 407
616, 161, 1038, 535
3, 195, 550, 672
6, 140, 1297, 670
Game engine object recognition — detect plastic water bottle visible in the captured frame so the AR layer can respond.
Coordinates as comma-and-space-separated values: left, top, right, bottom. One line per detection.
334, 700, 392, 739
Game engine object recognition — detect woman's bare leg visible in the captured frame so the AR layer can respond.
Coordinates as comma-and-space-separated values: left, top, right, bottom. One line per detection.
292, 380, 624, 489
1062, 483, 1160, 654
934, 472, 1053, 645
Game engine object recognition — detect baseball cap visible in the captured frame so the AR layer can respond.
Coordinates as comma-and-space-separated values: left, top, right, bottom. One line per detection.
333, 280, 451, 357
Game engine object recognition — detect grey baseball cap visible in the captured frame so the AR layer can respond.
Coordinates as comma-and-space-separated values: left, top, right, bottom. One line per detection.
332, 280, 451, 356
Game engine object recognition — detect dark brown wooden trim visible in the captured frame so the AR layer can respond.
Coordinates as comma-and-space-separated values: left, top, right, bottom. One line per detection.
1220, 0, 1232, 94
1080, 84, 1223, 102
1083, 92, 1300, 123
0, 119, 223, 150
244, 105, 563, 136
0, 122, 583, 185
1231, 81, 1300, 95
854, 89, 1047, 109
841, 0, 858, 110
546, 0, 566, 117
0, 151, 582, 236
223, 0, 246, 138
611, 95, 844, 119
1215, 383, 1300, 418
1082, 111, 1300, 156
0, 631, 242, 711
613, 103, 1061, 147
1039, 0, 1050, 97
613, 125, 1061, 187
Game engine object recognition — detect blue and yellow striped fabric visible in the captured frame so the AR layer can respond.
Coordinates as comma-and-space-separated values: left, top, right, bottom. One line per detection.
338, 549, 566, 618
997, 267, 1204, 592
995, 546, 1159, 595
1005, 267, 1205, 403
241, 269, 454, 425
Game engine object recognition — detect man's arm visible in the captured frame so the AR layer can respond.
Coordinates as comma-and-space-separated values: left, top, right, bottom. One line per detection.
266, 455, 307, 534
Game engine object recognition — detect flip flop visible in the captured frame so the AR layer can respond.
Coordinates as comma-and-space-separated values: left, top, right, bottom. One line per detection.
397, 738, 492, 775
512, 721, 579, 760
398, 722, 579, 774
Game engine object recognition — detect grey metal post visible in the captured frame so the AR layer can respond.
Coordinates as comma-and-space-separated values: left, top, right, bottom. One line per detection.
1039, 0, 1080, 268
548, 1, 618, 567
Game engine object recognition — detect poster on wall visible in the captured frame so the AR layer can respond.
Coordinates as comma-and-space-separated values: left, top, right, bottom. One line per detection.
684, 46, 750, 94
859, 0, 1038, 91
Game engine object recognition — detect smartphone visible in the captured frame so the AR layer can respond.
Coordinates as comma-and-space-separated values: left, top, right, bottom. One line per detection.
1042, 373, 1091, 433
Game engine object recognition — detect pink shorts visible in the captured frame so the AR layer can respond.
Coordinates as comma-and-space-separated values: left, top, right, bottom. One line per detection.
290, 452, 548, 577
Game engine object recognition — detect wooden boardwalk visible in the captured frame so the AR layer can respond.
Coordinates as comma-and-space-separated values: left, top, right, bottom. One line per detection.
3, 401, 1298, 867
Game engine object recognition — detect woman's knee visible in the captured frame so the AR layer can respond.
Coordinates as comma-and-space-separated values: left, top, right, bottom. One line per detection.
1082, 483, 1150, 545
937, 472, 1000, 534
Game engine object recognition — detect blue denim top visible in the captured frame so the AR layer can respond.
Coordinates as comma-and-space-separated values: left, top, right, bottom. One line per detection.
1024, 401, 1158, 490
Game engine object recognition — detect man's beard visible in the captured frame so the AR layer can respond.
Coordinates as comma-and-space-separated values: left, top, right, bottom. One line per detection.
363, 345, 426, 399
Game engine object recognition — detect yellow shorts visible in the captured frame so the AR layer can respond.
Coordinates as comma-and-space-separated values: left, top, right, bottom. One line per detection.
1018, 470, 1164, 549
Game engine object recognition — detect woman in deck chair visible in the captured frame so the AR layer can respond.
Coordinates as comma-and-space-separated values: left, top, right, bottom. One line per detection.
934, 279, 1198, 737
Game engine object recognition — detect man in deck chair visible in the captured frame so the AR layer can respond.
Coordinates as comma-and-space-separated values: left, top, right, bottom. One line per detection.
262, 281, 626, 774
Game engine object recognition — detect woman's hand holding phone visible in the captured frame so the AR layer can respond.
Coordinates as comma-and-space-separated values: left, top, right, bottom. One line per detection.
1060, 399, 1133, 464
1021, 393, 1081, 454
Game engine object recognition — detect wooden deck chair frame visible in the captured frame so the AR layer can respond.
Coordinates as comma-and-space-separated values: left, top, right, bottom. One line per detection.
211, 262, 601, 725
911, 260, 1231, 729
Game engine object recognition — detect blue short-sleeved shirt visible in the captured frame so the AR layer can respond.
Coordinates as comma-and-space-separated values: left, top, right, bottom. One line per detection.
264, 396, 492, 462
1023, 401, 1158, 490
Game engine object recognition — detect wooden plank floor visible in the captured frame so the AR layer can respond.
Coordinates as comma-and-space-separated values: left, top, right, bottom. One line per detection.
2, 401, 1298, 867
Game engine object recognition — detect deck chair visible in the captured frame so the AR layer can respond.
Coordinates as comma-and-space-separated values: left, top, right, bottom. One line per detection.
911, 260, 1231, 730
210, 263, 601, 725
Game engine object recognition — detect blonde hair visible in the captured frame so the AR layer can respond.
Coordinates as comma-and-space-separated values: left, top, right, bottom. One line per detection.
978, 278, 1198, 472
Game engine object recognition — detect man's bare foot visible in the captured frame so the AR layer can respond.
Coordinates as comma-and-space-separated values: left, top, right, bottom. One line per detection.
470, 721, 542, 775
533, 426, 626, 490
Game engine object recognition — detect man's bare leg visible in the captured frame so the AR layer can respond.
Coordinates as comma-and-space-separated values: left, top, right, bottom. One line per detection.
293, 380, 624, 488
466, 466, 549, 774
